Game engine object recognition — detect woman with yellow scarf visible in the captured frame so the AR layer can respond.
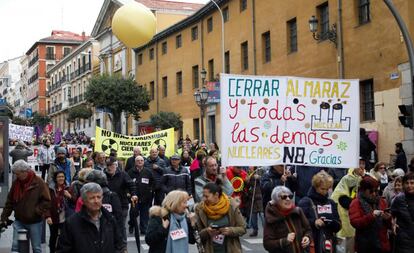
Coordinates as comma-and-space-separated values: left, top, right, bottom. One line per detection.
195, 182, 246, 253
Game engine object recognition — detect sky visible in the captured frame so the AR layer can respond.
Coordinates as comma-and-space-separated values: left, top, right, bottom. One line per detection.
0, 0, 209, 62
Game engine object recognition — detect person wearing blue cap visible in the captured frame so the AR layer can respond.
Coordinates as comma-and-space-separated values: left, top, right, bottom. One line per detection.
161, 154, 191, 196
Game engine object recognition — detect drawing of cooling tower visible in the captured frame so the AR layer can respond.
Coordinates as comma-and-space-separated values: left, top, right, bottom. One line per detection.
310, 101, 351, 132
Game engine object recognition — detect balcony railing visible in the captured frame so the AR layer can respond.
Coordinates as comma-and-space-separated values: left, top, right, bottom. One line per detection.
70, 63, 92, 80
28, 73, 39, 85
28, 55, 39, 67
45, 53, 56, 60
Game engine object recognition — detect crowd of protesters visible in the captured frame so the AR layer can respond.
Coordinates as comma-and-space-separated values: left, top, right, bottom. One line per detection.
1, 129, 414, 253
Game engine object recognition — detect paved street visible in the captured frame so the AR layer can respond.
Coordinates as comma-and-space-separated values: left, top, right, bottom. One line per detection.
0, 171, 267, 253
0, 213, 267, 253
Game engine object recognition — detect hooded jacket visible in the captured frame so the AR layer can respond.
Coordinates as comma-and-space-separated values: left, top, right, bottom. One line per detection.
263, 203, 312, 253
145, 206, 195, 253
9, 144, 33, 164
331, 168, 361, 238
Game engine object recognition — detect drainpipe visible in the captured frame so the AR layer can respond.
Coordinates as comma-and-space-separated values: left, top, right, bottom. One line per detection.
384, 0, 414, 131
337, 0, 345, 78
156, 42, 159, 113
252, 0, 257, 75
201, 17, 205, 70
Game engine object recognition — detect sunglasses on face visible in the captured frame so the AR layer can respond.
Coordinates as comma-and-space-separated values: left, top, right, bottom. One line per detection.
280, 194, 294, 200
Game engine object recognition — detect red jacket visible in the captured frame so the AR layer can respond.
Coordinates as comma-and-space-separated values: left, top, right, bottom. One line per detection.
226, 167, 248, 207
349, 196, 391, 253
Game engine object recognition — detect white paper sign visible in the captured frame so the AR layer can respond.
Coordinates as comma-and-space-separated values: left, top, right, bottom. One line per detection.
9, 123, 34, 142
220, 74, 359, 168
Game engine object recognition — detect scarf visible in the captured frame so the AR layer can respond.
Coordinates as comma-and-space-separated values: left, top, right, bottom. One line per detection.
12, 170, 35, 202
275, 203, 296, 217
55, 185, 66, 211
55, 158, 72, 185
202, 194, 230, 220
166, 213, 189, 253
206, 174, 217, 182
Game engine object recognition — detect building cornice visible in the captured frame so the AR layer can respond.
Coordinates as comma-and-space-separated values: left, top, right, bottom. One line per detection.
47, 39, 98, 75
26, 40, 84, 55
134, 0, 228, 52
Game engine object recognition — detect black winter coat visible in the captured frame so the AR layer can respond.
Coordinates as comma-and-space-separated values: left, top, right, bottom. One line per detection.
395, 151, 408, 172
260, 168, 297, 210
144, 157, 166, 190
105, 169, 136, 209
56, 206, 124, 253
161, 166, 191, 195
128, 167, 155, 205
298, 187, 341, 253
125, 155, 136, 172
391, 193, 414, 253
159, 155, 170, 167
101, 187, 123, 236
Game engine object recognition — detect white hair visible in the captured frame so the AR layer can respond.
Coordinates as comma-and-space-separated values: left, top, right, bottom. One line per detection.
135, 155, 145, 161
81, 182, 103, 201
12, 160, 32, 172
271, 186, 293, 202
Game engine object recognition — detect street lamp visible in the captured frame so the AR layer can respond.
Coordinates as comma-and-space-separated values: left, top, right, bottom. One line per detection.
194, 85, 209, 143
308, 15, 337, 46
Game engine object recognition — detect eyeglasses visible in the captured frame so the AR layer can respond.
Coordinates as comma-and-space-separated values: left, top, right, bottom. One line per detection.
280, 194, 294, 200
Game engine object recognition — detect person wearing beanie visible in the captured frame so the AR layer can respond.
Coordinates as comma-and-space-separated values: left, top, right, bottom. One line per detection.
47, 147, 75, 185
349, 176, 391, 253
9, 140, 34, 164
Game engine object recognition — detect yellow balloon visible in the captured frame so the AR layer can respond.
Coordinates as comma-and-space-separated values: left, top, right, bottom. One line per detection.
112, 2, 156, 48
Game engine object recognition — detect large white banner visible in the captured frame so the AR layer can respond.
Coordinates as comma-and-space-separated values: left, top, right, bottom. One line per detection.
9, 144, 89, 168
220, 74, 360, 168
9, 123, 34, 142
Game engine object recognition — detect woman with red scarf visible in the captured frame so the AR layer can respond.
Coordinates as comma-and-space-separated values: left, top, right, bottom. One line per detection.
0, 160, 51, 253
263, 186, 312, 253
45, 170, 72, 253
